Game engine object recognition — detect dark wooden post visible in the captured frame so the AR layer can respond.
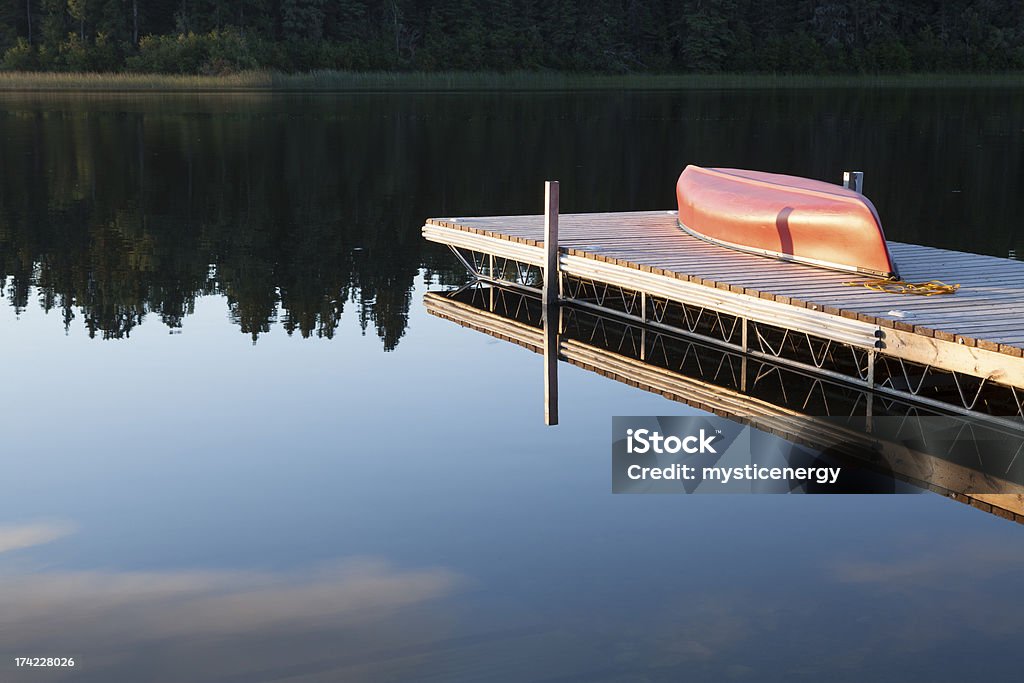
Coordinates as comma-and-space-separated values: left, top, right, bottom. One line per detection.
543, 181, 559, 306
543, 181, 560, 425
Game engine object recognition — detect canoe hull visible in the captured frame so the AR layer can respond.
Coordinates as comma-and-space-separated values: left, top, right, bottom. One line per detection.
676, 166, 898, 279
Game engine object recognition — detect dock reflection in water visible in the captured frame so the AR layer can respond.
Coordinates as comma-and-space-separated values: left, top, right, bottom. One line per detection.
426, 284, 1024, 521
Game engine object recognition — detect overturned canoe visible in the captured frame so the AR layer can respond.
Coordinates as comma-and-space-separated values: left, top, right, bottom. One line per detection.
676, 165, 898, 279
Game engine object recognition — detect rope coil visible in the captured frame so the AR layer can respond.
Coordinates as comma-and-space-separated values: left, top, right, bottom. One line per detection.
842, 279, 960, 296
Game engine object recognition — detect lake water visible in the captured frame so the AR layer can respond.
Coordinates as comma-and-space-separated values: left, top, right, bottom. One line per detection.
1, 89, 1023, 681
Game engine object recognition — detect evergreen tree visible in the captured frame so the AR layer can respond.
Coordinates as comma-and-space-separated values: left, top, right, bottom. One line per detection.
0, 0, 1022, 73
282, 0, 325, 41
677, 0, 735, 72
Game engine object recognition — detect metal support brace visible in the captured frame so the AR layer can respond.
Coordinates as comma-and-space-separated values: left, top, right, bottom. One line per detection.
448, 244, 480, 278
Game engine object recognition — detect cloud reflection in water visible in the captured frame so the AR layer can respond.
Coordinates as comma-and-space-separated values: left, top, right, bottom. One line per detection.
0, 524, 461, 682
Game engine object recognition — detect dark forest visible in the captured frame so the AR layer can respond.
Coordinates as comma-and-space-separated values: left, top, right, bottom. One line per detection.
1, 1, 1023, 74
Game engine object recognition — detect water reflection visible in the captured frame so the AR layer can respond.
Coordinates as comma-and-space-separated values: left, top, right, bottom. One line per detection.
2, 89, 1023, 343
0, 521, 75, 553
3, 519, 1024, 682
3, 90, 1024, 681
427, 285, 1024, 519
0, 94, 457, 346
1, 523, 460, 682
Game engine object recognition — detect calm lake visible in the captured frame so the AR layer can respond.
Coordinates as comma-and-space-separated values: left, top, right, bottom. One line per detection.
1, 89, 1023, 681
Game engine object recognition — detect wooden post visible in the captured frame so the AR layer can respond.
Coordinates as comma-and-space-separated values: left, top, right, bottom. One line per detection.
543, 180, 560, 425
543, 181, 559, 306
843, 171, 864, 194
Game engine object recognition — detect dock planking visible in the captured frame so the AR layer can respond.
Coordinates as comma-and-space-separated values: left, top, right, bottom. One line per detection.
425, 210, 1024, 358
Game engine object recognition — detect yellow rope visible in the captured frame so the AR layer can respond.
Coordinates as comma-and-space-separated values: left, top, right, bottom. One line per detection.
842, 279, 960, 296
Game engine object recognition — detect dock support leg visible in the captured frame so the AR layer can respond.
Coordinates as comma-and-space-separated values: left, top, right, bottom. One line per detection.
543, 180, 560, 426
865, 392, 874, 432
740, 317, 748, 392
488, 254, 495, 311
865, 349, 876, 431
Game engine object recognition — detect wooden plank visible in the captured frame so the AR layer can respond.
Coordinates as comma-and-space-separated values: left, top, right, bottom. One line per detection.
883, 328, 1024, 385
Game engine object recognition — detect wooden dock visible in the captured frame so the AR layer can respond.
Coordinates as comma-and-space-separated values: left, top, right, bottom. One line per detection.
424, 210, 1024, 420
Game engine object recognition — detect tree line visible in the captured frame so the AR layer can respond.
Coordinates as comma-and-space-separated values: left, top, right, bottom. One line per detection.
0, 1, 1022, 75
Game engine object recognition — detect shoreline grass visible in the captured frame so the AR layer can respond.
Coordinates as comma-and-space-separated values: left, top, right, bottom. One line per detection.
1, 70, 1023, 92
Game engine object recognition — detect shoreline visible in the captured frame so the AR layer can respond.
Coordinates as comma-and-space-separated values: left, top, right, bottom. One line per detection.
1, 70, 1024, 92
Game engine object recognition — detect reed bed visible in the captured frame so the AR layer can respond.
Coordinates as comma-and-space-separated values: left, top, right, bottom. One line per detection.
1, 70, 1023, 92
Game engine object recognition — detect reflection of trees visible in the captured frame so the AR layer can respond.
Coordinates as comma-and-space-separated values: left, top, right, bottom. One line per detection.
0, 95, 461, 348
2, 91, 1023, 345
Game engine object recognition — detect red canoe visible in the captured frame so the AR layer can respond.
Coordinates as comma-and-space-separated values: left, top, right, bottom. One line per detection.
676, 165, 898, 279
